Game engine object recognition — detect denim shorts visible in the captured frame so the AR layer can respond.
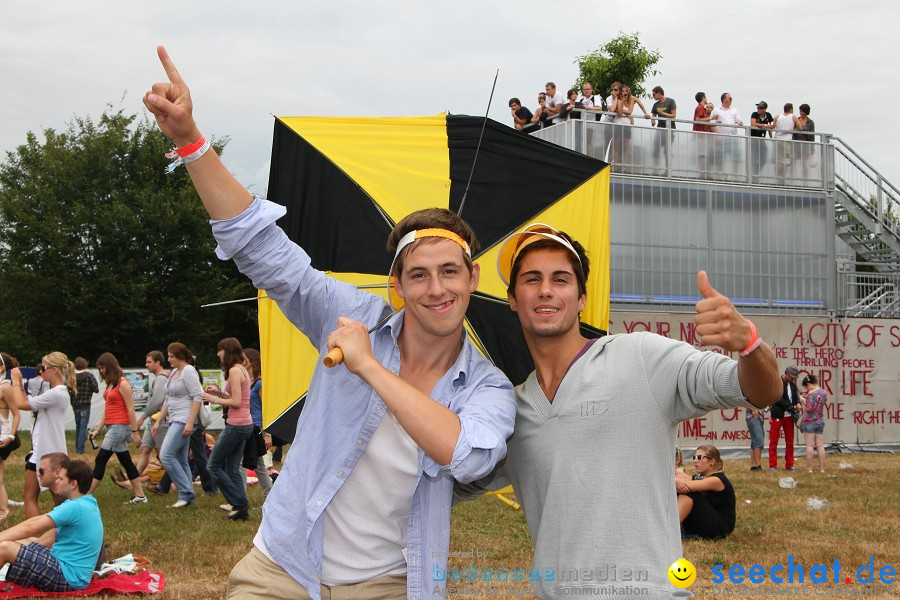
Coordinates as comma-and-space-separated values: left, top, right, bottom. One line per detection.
801, 422, 825, 435
746, 418, 765, 448
141, 420, 170, 449
101, 423, 133, 453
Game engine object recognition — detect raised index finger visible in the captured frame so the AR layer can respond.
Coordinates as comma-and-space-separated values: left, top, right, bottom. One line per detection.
157, 45, 185, 85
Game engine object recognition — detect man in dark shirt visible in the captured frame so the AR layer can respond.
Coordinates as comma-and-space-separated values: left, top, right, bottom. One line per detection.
650, 86, 677, 169
769, 365, 803, 470
71, 358, 98, 455
509, 98, 536, 133
750, 101, 774, 176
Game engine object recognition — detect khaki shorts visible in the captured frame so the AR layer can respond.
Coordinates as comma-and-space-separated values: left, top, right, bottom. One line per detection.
776, 140, 794, 166
227, 547, 407, 600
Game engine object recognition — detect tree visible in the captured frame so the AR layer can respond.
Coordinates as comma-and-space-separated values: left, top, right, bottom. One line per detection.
574, 31, 661, 99
0, 106, 258, 367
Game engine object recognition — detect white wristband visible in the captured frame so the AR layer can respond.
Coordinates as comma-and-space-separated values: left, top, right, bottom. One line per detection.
165, 138, 211, 173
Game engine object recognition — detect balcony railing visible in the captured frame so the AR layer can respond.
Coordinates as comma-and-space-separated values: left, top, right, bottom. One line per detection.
837, 261, 900, 318
531, 113, 833, 190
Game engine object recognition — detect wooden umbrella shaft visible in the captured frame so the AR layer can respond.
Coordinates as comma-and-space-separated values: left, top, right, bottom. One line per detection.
323, 311, 395, 368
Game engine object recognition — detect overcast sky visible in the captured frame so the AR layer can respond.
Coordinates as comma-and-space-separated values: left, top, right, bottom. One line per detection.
2, 1, 896, 194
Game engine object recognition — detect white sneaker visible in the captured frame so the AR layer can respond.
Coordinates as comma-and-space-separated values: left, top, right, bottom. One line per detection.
125, 495, 148, 505
219, 504, 233, 511
169, 499, 193, 509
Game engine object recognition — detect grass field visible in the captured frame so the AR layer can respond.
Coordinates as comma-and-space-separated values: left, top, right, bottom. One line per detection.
2, 435, 899, 599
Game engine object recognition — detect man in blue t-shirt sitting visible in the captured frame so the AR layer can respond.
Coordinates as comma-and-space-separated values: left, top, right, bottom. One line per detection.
0, 459, 103, 591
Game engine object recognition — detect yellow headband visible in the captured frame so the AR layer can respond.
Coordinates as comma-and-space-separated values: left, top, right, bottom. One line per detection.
388, 228, 472, 310
497, 223, 583, 286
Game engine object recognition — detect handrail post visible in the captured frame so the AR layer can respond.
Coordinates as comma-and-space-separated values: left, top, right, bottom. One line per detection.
876, 174, 884, 234
745, 131, 752, 184
665, 122, 672, 179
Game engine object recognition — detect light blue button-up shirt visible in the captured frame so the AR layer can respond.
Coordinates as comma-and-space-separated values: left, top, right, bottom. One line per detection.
211, 198, 516, 600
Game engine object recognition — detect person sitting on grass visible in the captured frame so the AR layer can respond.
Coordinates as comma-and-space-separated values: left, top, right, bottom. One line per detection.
0, 460, 103, 592
674, 447, 685, 474
676, 445, 736, 539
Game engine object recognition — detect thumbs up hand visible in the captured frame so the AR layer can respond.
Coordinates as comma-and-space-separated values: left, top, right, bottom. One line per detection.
694, 271, 752, 352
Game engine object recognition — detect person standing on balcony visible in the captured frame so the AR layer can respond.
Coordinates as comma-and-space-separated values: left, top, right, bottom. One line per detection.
793, 104, 817, 179
543, 82, 565, 125
710, 93, 744, 172
750, 101, 774, 177
650, 86, 677, 172
509, 98, 535, 133
531, 92, 550, 129
580, 82, 606, 158
599, 82, 622, 163
693, 92, 713, 172
579, 82, 606, 117
773, 103, 801, 181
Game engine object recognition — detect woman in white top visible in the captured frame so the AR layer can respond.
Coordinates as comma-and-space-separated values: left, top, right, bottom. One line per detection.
0, 352, 22, 523
152, 342, 204, 508
9, 351, 74, 519
615, 85, 650, 168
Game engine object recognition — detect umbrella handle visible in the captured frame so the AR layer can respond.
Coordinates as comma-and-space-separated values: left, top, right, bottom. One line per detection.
323, 347, 344, 368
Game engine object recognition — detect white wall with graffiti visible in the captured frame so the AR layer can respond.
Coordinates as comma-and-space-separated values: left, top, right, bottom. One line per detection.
608, 312, 900, 449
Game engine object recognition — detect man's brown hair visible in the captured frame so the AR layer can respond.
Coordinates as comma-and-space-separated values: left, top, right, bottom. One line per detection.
60, 460, 93, 494
386, 208, 480, 278
507, 233, 591, 299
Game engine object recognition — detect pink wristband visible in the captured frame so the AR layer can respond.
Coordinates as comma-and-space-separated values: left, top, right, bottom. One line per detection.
174, 136, 206, 158
739, 320, 762, 356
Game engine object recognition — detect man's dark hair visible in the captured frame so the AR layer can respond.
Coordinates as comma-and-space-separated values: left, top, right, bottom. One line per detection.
387, 208, 479, 278
509, 98, 521, 107
60, 460, 93, 494
74, 357, 88, 370
784, 102, 793, 112
507, 233, 591, 299
695, 91, 706, 104
721, 92, 730, 102
653, 86, 664, 95
146, 350, 164, 365
545, 82, 556, 89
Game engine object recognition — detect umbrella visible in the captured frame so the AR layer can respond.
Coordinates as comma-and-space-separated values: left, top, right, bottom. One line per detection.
259, 114, 611, 440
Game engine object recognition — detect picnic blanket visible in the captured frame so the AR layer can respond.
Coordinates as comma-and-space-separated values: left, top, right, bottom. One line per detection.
0, 570, 164, 597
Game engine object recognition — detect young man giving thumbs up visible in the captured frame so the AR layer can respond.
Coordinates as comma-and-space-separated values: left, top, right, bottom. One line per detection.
456, 224, 782, 600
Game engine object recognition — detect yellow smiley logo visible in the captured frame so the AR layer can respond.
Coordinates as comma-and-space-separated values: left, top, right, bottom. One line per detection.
668, 558, 696, 588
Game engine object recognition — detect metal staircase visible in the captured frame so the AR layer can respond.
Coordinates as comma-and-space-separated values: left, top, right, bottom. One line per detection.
831, 136, 900, 272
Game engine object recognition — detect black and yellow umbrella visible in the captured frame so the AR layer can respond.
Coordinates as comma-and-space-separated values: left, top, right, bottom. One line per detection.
259, 114, 610, 440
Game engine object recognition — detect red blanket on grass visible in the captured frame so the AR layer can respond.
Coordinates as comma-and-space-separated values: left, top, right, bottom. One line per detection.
0, 570, 164, 597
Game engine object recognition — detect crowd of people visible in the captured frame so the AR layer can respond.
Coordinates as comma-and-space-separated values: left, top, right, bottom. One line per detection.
510, 80, 815, 139
509, 80, 818, 177
0, 338, 276, 591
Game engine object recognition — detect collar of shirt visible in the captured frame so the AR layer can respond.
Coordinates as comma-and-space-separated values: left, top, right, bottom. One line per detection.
380, 308, 470, 389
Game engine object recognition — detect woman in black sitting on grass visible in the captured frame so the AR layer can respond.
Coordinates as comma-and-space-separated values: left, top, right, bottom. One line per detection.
676, 444, 736, 539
